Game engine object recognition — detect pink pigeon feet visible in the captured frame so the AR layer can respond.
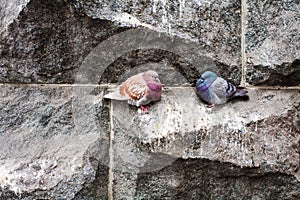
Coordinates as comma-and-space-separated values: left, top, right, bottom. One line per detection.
141, 105, 149, 114
207, 104, 215, 108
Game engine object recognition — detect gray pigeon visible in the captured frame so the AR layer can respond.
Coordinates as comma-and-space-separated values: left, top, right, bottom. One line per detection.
196, 71, 248, 107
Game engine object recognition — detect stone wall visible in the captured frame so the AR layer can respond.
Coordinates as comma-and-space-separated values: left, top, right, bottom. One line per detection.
0, 0, 299, 199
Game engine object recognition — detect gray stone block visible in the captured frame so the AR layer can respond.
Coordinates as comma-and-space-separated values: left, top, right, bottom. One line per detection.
76, 0, 242, 65
1, 0, 299, 199
0, 0, 126, 84
1, 0, 242, 85
136, 158, 300, 199
110, 87, 300, 199
246, 0, 300, 86
0, 85, 110, 199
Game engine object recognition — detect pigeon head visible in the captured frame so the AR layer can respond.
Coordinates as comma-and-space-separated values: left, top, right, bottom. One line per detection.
200, 71, 217, 84
201, 71, 217, 81
143, 70, 161, 83
196, 71, 217, 91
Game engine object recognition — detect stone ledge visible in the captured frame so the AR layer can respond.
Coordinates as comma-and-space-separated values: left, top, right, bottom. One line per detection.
111, 87, 299, 173
110, 87, 299, 199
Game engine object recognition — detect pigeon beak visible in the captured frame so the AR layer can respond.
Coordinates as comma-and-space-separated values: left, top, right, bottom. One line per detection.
155, 77, 160, 82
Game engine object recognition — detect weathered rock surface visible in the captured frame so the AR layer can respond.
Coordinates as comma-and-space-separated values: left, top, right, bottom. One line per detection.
0, 85, 110, 199
136, 158, 300, 199
0, 0, 243, 85
246, 0, 300, 86
0, 0, 30, 36
74, 0, 242, 68
0, 0, 126, 83
0, 0, 299, 199
111, 88, 300, 199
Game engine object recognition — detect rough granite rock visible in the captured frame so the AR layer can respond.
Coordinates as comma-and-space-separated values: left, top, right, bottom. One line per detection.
0, 85, 110, 199
74, 0, 242, 68
0, 0, 243, 85
246, 0, 300, 86
0, 0, 127, 83
0, 0, 30, 36
0, 0, 299, 199
110, 88, 300, 199
136, 158, 300, 199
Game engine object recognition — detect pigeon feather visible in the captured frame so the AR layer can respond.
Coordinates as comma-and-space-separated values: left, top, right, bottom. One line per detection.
104, 70, 162, 107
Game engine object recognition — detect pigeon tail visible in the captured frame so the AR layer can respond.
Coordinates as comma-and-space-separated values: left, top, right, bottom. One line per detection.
104, 91, 130, 100
232, 88, 249, 100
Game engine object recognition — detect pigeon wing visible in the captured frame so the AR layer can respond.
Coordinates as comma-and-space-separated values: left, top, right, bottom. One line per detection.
119, 77, 147, 102
104, 74, 147, 101
210, 77, 236, 103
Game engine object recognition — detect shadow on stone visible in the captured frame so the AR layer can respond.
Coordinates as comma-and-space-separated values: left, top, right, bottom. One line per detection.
99, 49, 215, 86
136, 158, 300, 199
246, 59, 300, 87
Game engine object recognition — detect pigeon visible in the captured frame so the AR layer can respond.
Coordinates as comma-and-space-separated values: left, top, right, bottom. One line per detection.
104, 70, 162, 112
196, 71, 248, 107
